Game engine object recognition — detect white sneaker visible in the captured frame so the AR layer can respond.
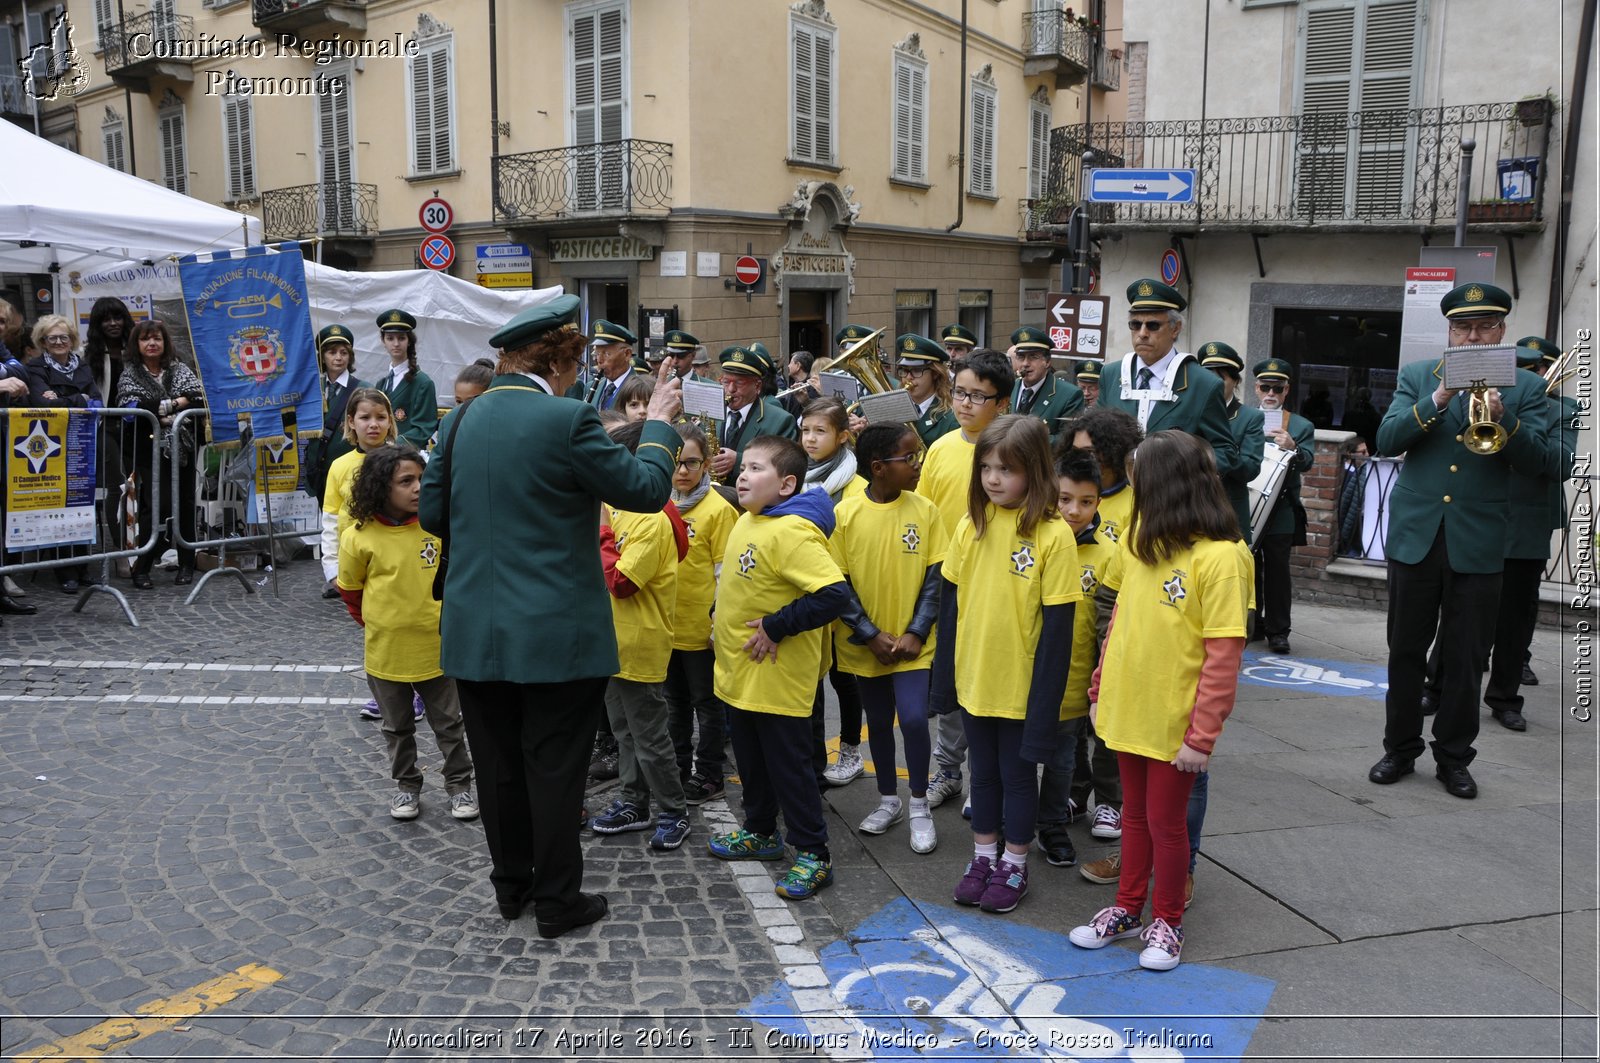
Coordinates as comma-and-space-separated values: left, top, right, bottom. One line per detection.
925, 768, 963, 808
449, 789, 479, 820
858, 801, 904, 834
1091, 804, 1123, 840
390, 791, 420, 820
1138, 917, 1184, 971
824, 744, 865, 786
909, 809, 937, 853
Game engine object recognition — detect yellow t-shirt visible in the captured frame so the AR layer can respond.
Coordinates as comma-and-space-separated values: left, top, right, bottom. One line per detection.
1061, 524, 1116, 719
915, 430, 975, 539
943, 505, 1081, 719
323, 448, 368, 542
336, 517, 444, 682
713, 511, 844, 716
672, 489, 737, 652
1095, 537, 1253, 761
1095, 482, 1134, 548
829, 489, 949, 677
608, 507, 678, 684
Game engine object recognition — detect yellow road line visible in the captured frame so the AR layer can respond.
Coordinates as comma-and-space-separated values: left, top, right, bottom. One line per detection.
15, 963, 283, 1062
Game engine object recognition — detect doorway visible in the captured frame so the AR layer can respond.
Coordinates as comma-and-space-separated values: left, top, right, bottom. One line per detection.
580, 279, 630, 335
788, 289, 829, 360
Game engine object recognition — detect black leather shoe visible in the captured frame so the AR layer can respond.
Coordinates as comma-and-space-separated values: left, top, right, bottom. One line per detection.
1267, 635, 1291, 654
0, 594, 37, 615
1368, 753, 1415, 785
1492, 708, 1527, 732
536, 892, 609, 939
322, 580, 341, 600
1436, 763, 1478, 798
175, 566, 194, 586
1521, 664, 1539, 686
131, 573, 154, 590
1420, 692, 1437, 716
496, 886, 536, 921
1038, 826, 1077, 867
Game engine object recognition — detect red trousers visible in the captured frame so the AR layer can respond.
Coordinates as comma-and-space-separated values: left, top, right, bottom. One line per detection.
1115, 751, 1196, 925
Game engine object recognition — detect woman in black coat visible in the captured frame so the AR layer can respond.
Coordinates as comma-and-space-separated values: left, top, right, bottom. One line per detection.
26, 315, 104, 591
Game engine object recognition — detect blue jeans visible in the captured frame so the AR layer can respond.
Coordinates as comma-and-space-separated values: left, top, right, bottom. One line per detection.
1187, 768, 1209, 872
1037, 716, 1089, 829
857, 670, 933, 796
962, 709, 1038, 847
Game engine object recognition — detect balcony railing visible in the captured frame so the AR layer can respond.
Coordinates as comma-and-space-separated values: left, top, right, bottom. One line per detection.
1023, 10, 1092, 71
252, 0, 368, 38
1021, 129, 1123, 238
102, 10, 195, 86
260, 181, 379, 240
1049, 101, 1553, 232
493, 140, 672, 225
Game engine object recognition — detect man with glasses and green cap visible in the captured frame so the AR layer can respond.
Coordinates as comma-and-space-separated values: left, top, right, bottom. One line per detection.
1250, 357, 1314, 654
1008, 325, 1083, 443
708, 344, 798, 484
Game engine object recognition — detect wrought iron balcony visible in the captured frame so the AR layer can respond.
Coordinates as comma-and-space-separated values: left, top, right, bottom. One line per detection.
260, 181, 379, 241
1022, 10, 1092, 88
1021, 132, 1124, 241
252, 0, 368, 40
1045, 101, 1552, 233
493, 140, 672, 225
101, 10, 195, 91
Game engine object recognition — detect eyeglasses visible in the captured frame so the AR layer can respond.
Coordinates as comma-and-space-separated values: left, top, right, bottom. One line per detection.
1128, 320, 1168, 333
878, 452, 925, 470
1258, 383, 1287, 394
896, 364, 931, 377
44, 334, 72, 344
1447, 318, 1506, 338
952, 387, 999, 405
675, 457, 706, 472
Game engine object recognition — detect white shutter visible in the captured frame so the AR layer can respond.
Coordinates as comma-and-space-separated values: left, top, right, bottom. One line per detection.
223, 96, 255, 200
317, 70, 355, 230
792, 23, 815, 161
791, 18, 835, 166
102, 117, 125, 173
1028, 100, 1051, 200
814, 26, 834, 163
93, 0, 114, 46
410, 40, 454, 175
1353, 0, 1417, 214
969, 83, 996, 196
571, 5, 626, 147
159, 106, 186, 195
892, 56, 925, 182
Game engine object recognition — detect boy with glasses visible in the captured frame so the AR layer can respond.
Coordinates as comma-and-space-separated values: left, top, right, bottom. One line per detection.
915, 349, 1015, 810
1008, 326, 1084, 443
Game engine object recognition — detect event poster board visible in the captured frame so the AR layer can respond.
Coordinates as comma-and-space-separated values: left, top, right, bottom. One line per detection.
179, 246, 322, 444
4, 408, 97, 550
1398, 267, 1456, 368
248, 431, 319, 532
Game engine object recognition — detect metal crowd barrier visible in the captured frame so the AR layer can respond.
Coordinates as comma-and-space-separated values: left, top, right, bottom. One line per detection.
1, 407, 162, 627
168, 407, 322, 606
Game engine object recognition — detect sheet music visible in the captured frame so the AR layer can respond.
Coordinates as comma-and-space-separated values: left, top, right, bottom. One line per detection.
1442, 344, 1518, 390
681, 380, 726, 419
857, 389, 921, 424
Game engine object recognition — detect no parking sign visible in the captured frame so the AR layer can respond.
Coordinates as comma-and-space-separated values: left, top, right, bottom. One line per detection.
419, 235, 456, 272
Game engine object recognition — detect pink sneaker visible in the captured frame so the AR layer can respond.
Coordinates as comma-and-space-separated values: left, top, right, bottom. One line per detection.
978, 859, 1029, 913
952, 855, 994, 906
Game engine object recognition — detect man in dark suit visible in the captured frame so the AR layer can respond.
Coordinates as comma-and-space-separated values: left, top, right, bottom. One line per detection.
1368, 283, 1550, 799
1250, 358, 1315, 654
420, 294, 683, 937
1095, 279, 1241, 480
707, 344, 797, 484
1197, 342, 1265, 547
582, 320, 640, 410
1008, 325, 1084, 442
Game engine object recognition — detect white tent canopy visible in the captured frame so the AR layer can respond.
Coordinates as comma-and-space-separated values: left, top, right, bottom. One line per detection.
0, 119, 262, 273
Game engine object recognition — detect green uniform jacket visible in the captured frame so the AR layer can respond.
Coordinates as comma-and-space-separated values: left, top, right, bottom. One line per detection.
1262, 410, 1315, 539
1506, 393, 1578, 559
913, 402, 959, 447
717, 396, 797, 479
379, 369, 439, 449
1375, 361, 1551, 574
1224, 400, 1266, 544
419, 375, 678, 683
1010, 372, 1085, 442
1097, 354, 1242, 481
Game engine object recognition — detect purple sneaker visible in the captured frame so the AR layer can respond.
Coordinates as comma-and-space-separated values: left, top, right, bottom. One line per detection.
979, 859, 1029, 913
953, 855, 994, 906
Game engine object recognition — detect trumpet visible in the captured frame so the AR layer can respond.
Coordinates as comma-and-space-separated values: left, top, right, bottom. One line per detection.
1463, 381, 1508, 455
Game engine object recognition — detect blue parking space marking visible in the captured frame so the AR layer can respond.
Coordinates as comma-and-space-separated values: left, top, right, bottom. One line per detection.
1240, 651, 1388, 699
749, 898, 1276, 1060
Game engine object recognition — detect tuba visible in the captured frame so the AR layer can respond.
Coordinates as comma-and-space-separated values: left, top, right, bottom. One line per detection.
832, 327, 895, 397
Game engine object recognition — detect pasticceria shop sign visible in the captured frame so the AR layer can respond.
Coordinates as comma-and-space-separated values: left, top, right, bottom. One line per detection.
773, 182, 858, 303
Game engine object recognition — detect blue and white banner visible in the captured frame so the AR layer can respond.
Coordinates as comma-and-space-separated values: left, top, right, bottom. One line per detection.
178, 245, 322, 444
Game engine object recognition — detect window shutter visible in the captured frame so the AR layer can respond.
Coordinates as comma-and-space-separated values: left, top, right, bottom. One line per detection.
970, 84, 996, 196
429, 46, 452, 171
160, 108, 186, 196
1028, 101, 1051, 200
572, 11, 597, 146
892, 59, 912, 179
318, 72, 354, 229
410, 44, 452, 175
224, 97, 255, 199
93, 0, 113, 44
908, 61, 925, 180
572, 5, 625, 148
102, 118, 125, 173
1353, 0, 1417, 214
813, 27, 833, 163
597, 8, 624, 143
792, 23, 815, 161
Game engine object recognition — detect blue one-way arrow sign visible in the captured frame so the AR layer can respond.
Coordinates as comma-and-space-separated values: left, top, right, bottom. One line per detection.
1087, 168, 1196, 203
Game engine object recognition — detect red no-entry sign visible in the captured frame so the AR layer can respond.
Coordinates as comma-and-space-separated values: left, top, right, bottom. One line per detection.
734, 256, 762, 286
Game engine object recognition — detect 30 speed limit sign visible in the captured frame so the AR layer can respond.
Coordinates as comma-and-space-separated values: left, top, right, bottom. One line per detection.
419, 197, 453, 233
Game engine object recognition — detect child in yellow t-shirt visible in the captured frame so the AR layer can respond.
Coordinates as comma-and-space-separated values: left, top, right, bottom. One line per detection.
591, 421, 691, 851
664, 421, 737, 805
914, 350, 1016, 813
1034, 448, 1116, 870
830, 423, 948, 853
337, 443, 476, 823
1068, 430, 1250, 973
708, 436, 851, 902
930, 415, 1080, 916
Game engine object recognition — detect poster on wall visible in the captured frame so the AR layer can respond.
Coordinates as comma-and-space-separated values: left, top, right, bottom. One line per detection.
1398, 267, 1456, 368
4, 408, 97, 550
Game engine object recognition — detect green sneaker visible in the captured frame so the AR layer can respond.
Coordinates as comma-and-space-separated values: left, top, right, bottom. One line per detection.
775, 852, 834, 900
707, 828, 785, 861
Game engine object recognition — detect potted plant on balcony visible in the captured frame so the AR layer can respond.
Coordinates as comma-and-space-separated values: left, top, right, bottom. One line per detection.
1467, 200, 1537, 223
1516, 94, 1553, 128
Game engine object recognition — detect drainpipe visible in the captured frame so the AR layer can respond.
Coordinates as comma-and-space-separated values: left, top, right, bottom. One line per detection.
946, 0, 967, 233
489, 0, 501, 216
1545, 0, 1596, 339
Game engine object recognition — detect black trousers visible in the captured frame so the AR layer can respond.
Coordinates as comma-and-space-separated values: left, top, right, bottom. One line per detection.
663, 648, 726, 781
1255, 532, 1294, 638
1484, 557, 1546, 717
729, 706, 829, 856
1385, 530, 1502, 768
456, 676, 604, 920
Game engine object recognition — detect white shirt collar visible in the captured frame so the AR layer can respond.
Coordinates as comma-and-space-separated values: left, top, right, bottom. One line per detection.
1133, 347, 1179, 384
514, 370, 554, 395
330, 370, 351, 388
388, 363, 410, 384
916, 393, 937, 417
